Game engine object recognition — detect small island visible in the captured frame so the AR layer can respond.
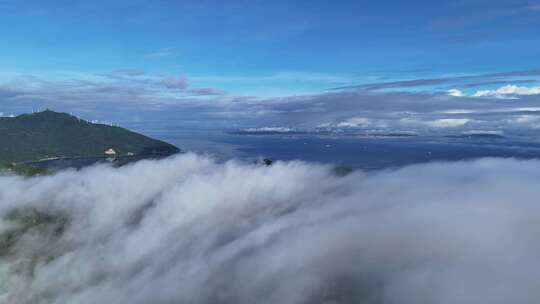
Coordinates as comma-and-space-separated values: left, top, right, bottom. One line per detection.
0, 110, 180, 173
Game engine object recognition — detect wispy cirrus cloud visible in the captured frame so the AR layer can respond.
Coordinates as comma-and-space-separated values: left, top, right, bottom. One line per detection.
188, 87, 226, 96
332, 68, 540, 92
113, 68, 145, 77
0, 72, 229, 115
97, 69, 146, 80
458, 79, 537, 88
145, 47, 176, 58
528, 4, 540, 11
159, 76, 189, 90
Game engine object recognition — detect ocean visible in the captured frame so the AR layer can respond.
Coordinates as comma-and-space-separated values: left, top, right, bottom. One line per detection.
139, 128, 540, 170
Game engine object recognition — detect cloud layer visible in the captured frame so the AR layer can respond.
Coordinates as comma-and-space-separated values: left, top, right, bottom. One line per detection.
473, 85, 540, 99
1, 69, 540, 135
2, 154, 540, 303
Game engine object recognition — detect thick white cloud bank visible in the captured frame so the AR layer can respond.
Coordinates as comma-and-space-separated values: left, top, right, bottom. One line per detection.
1, 154, 540, 303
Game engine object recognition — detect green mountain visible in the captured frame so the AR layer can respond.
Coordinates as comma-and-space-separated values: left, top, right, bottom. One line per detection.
0, 110, 179, 166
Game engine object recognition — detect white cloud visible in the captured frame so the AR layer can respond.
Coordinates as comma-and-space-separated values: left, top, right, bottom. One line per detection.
400, 118, 470, 128
428, 118, 470, 128
4, 74, 540, 135
447, 89, 464, 97
462, 130, 504, 135
319, 117, 389, 129
436, 109, 476, 114
2, 155, 540, 303
473, 85, 540, 99
241, 127, 296, 133
336, 117, 374, 128
508, 115, 540, 129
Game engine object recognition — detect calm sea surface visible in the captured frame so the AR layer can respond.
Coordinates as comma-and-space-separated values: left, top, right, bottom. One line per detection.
139, 128, 540, 169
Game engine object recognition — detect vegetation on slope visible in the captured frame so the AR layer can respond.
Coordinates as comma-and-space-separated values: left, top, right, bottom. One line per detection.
2, 164, 49, 177
0, 110, 179, 166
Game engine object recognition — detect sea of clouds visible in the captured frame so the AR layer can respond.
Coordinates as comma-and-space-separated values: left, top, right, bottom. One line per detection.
1, 153, 540, 303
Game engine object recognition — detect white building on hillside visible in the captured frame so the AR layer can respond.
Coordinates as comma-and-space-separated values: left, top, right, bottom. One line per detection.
104, 148, 117, 156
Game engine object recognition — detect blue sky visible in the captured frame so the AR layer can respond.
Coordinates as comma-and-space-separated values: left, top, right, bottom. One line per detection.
1, 0, 540, 93
1, 0, 540, 133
